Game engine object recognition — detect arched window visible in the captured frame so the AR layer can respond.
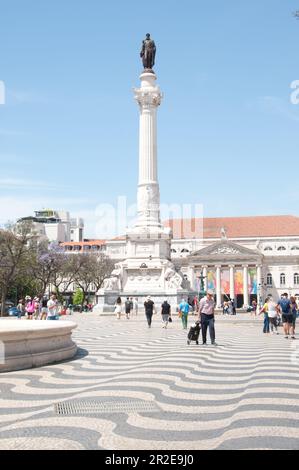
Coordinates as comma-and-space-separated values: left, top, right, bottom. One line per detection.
277, 246, 286, 251
280, 273, 286, 286
294, 273, 299, 286
264, 246, 273, 251
267, 273, 273, 286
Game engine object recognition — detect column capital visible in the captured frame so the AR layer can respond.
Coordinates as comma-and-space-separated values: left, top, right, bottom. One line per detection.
229, 264, 235, 269
242, 264, 249, 269
215, 264, 222, 269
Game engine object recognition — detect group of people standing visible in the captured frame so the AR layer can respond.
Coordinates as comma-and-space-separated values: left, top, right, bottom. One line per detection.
114, 290, 217, 345
259, 293, 297, 339
17, 294, 60, 320
222, 299, 237, 315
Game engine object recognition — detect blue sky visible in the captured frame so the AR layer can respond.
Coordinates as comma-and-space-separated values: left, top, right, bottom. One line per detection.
0, 0, 299, 237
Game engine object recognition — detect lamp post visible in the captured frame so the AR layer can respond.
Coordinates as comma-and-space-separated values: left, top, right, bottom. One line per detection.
196, 269, 207, 302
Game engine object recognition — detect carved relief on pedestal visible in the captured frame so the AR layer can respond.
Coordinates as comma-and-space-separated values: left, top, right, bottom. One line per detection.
102, 263, 123, 291
164, 267, 183, 290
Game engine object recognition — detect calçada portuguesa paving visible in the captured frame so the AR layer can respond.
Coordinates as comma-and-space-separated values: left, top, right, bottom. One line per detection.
0, 312, 299, 450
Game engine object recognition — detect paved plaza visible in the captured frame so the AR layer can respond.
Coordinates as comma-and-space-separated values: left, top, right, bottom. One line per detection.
0, 313, 299, 450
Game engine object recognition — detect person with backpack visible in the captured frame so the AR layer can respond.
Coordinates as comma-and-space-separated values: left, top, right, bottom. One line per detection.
277, 293, 295, 340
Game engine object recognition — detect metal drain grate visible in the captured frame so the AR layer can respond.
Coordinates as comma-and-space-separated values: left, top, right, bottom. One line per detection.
54, 399, 161, 415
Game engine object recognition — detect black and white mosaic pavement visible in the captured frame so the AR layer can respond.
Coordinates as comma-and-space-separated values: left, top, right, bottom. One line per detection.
0, 313, 298, 450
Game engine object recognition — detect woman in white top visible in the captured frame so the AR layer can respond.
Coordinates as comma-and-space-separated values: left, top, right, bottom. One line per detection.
267, 299, 279, 334
115, 296, 122, 320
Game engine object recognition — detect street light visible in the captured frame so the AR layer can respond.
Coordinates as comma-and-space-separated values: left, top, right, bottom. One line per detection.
196, 269, 207, 301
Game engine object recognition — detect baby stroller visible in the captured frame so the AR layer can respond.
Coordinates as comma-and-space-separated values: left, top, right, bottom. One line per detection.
187, 321, 201, 345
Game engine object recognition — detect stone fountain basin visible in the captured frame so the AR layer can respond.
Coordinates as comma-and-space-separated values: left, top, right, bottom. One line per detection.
0, 320, 78, 373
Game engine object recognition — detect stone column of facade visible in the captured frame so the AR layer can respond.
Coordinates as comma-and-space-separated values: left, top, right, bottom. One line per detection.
229, 265, 235, 301
216, 265, 222, 308
243, 265, 249, 308
134, 72, 162, 230
256, 265, 262, 310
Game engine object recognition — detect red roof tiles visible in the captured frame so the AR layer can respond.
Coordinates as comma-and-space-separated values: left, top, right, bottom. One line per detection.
164, 216, 299, 240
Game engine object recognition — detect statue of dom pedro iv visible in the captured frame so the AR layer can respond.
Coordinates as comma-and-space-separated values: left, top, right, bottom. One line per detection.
140, 33, 156, 71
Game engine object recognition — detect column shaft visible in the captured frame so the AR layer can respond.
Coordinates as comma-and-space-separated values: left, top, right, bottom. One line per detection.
243, 265, 249, 308
229, 265, 235, 300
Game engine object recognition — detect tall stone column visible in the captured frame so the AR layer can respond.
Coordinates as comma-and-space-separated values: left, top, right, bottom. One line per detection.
216, 265, 222, 308
134, 72, 162, 230
243, 265, 249, 308
229, 265, 235, 301
256, 265, 262, 310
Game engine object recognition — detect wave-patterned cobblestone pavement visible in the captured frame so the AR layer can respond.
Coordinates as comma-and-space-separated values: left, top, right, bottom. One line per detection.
0, 314, 299, 450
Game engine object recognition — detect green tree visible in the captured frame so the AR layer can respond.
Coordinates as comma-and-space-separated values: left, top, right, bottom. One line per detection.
0, 221, 37, 316
73, 288, 84, 306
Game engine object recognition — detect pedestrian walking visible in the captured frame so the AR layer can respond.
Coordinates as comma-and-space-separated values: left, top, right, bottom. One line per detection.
47, 294, 58, 320
33, 297, 40, 320
198, 290, 217, 345
259, 298, 270, 334
277, 293, 295, 340
17, 299, 25, 319
251, 300, 257, 317
114, 296, 122, 320
290, 296, 297, 336
144, 296, 155, 328
124, 297, 132, 319
231, 298, 236, 315
161, 299, 171, 328
133, 297, 139, 316
25, 297, 35, 320
178, 299, 190, 330
40, 296, 48, 320
265, 297, 279, 334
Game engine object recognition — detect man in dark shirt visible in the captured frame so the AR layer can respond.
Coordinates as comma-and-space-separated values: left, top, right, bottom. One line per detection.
144, 296, 155, 328
125, 297, 132, 320
161, 300, 171, 328
277, 293, 295, 339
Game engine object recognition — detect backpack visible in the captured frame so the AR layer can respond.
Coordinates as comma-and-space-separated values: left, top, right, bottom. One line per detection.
279, 299, 290, 314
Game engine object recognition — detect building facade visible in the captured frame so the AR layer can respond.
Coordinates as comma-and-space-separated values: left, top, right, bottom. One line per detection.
19, 209, 84, 243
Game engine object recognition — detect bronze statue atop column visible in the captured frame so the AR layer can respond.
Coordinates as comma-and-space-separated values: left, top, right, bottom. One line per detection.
140, 33, 156, 72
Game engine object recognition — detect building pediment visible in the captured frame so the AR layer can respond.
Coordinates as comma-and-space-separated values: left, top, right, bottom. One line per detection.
190, 240, 262, 262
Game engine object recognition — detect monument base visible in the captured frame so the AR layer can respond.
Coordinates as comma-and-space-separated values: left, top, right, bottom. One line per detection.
96, 290, 190, 314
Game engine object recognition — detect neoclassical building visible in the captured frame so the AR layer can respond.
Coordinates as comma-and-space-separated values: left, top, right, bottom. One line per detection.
61, 215, 299, 308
